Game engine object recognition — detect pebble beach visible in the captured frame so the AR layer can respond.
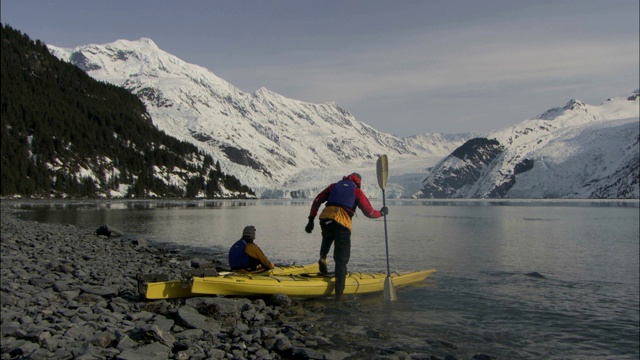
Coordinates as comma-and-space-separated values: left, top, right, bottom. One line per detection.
1, 205, 492, 360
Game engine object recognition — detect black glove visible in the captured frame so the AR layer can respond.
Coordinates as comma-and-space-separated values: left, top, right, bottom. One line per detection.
381, 206, 389, 216
305, 217, 315, 234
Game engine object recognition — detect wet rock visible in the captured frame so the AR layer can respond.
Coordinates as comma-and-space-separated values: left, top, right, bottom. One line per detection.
472, 354, 498, 360
273, 336, 293, 352
177, 305, 221, 335
80, 285, 119, 297
115, 334, 137, 352
291, 347, 326, 359
88, 331, 117, 348
524, 272, 545, 279
116, 342, 170, 359
191, 297, 256, 331
8, 341, 40, 358
269, 294, 293, 308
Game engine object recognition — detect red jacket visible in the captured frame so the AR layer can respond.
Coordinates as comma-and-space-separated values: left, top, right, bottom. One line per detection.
309, 176, 382, 220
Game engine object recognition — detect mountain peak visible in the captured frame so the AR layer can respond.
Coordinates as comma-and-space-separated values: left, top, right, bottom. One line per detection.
109, 37, 159, 50
535, 98, 587, 120
254, 86, 276, 97
563, 98, 586, 111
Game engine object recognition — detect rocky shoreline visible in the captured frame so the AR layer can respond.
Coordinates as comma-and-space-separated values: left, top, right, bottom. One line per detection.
1, 206, 492, 360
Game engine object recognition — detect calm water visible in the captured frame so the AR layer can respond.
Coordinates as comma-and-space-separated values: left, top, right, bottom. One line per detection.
8, 199, 640, 359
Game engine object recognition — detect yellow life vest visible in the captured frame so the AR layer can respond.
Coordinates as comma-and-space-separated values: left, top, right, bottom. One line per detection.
319, 205, 353, 231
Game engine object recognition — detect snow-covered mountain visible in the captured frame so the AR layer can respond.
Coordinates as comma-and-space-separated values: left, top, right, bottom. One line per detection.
48, 38, 638, 199
416, 90, 640, 199
48, 38, 472, 198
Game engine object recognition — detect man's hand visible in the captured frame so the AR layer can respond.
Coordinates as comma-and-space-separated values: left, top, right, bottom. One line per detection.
305, 217, 315, 233
381, 206, 389, 216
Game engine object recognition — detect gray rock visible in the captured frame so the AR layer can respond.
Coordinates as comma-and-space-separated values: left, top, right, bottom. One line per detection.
140, 323, 175, 349
41, 334, 59, 351
130, 238, 148, 247
81, 285, 118, 298
235, 322, 250, 333
0, 336, 20, 353
0, 292, 17, 307
327, 349, 356, 360
273, 336, 292, 352
252, 298, 267, 310
71, 342, 100, 358
52, 347, 74, 359
254, 347, 271, 358
174, 350, 191, 360
28, 277, 54, 288
177, 305, 221, 335
174, 328, 204, 341
153, 316, 175, 332
269, 294, 292, 308
59, 289, 81, 301
25, 348, 55, 360
127, 310, 155, 322
311, 335, 334, 346
88, 331, 116, 348
56, 308, 78, 318
292, 347, 327, 359
0, 322, 21, 337
116, 342, 170, 360
52, 281, 71, 292
8, 341, 40, 358
242, 307, 257, 321
109, 298, 132, 313
204, 298, 241, 330
65, 324, 95, 341
116, 335, 138, 352
206, 348, 226, 359
99, 347, 122, 359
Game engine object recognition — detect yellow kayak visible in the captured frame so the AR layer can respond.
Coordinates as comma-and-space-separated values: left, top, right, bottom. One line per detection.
190, 269, 436, 298
141, 263, 320, 300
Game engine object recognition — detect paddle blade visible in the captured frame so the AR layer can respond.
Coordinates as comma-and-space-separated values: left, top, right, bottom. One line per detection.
376, 155, 389, 190
384, 276, 397, 302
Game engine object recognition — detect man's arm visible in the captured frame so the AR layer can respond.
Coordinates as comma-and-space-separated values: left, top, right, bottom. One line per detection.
355, 189, 383, 219
245, 243, 274, 269
309, 183, 335, 218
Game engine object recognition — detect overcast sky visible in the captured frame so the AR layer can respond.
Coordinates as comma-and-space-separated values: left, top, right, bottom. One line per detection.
2, 0, 638, 136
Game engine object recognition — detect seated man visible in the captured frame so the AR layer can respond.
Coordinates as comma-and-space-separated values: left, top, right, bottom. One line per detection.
228, 225, 275, 272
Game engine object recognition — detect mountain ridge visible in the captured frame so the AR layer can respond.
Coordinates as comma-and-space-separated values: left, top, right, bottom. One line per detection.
49, 38, 474, 198
416, 90, 639, 199
48, 37, 638, 199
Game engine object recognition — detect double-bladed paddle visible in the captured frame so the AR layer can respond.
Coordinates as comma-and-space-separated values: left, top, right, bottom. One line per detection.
376, 154, 397, 302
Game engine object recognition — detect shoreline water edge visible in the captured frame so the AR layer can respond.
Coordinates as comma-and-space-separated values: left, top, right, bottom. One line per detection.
0, 205, 494, 360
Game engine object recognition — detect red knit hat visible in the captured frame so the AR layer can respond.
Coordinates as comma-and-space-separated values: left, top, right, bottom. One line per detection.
348, 173, 362, 188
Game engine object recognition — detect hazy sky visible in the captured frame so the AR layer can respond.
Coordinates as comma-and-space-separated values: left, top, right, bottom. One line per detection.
2, 0, 638, 136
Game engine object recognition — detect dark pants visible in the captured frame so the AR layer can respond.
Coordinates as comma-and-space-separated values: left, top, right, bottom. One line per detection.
319, 219, 351, 298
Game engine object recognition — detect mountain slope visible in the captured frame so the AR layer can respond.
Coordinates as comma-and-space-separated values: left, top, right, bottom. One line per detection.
1, 24, 253, 199
416, 91, 640, 199
48, 38, 472, 197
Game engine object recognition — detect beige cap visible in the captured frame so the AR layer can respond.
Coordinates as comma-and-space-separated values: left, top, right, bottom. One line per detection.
242, 225, 256, 237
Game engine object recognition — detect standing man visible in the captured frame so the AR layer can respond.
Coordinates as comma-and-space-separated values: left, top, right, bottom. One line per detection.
229, 225, 275, 273
305, 173, 388, 300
